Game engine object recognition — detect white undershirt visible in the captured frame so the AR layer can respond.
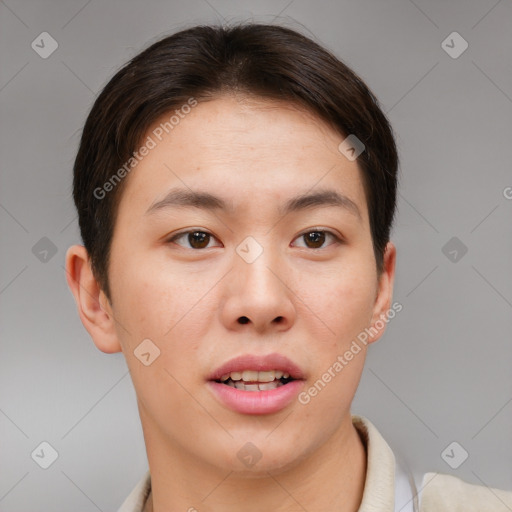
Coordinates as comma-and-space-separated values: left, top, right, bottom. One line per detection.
394, 460, 422, 512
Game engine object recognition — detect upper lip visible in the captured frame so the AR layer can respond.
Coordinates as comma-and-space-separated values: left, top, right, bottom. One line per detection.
208, 353, 305, 381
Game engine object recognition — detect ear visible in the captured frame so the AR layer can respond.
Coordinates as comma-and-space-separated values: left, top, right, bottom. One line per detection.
65, 244, 122, 354
367, 241, 397, 344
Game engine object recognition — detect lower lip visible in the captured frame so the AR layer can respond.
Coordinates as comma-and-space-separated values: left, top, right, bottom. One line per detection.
207, 380, 304, 415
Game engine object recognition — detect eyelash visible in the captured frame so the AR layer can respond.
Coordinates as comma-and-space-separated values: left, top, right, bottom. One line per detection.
166, 228, 343, 250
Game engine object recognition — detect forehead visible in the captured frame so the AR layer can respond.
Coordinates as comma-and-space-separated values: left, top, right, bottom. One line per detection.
117, 95, 368, 221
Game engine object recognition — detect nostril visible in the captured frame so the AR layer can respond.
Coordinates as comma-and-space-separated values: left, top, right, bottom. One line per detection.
238, 316, 249, 324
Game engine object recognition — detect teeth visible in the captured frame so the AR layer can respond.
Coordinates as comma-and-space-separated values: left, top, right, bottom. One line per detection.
258, 381, 279, 391
217, 369, 295, 388
219, 370, 291, 382
231, 381, 282, 391
242, 370, 259, 382
255, 371, 275, 383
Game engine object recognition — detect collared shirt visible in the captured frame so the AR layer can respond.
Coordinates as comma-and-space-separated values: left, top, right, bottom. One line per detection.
118, 415, 512, 512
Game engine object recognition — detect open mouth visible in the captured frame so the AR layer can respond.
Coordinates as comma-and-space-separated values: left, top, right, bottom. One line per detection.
208, 359, 304, 414
215, 370, 296, 391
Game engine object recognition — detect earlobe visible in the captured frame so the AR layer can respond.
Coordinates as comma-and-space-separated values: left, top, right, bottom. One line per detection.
65, 245, 122, 354
367, 241, 397, 344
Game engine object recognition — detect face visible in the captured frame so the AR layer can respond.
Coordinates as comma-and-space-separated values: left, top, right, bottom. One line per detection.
95, 95, 395, 474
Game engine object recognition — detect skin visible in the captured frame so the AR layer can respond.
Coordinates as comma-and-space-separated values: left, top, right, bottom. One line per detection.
66, 94, 396, 512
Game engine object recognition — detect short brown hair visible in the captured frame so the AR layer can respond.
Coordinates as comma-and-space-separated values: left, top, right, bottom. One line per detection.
73, 23, 399, 301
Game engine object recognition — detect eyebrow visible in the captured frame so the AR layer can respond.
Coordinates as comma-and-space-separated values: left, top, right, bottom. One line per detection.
145, 187, 362, 221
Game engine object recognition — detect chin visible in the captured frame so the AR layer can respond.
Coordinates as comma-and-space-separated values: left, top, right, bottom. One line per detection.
209, 435, 313, 477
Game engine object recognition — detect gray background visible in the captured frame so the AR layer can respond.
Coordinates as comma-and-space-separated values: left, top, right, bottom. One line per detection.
1, 0, 511, 510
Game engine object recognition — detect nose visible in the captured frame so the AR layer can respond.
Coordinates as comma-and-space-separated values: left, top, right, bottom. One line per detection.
219, 242, 297, 335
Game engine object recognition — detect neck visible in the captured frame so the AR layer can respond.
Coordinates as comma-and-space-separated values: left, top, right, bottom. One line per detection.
141, 413, 367, 512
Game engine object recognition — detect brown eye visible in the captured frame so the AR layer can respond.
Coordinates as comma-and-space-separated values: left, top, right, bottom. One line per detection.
303, 231, 326, 249
292, 229, 341, 250
169, 230, 220, 249
188, 231, 210, 249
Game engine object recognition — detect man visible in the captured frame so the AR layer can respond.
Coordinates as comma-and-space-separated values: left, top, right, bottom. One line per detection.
65, 23, 512, 511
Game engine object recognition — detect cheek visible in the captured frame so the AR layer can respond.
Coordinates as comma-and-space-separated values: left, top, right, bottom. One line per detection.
111, 264, 207, 424
110, 252, 203, 342
109, 255, 217, 400
332, 276, 376, 342
292, 259, 377, 345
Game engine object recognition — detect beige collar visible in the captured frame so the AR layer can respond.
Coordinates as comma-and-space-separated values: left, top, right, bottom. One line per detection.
352, 415, 396, 511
